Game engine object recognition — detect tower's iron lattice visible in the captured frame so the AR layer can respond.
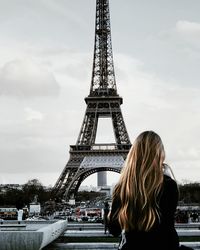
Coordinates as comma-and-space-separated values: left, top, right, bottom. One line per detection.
52, 0, 131, 201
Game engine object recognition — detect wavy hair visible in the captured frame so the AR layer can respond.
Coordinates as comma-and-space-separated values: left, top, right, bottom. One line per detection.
112, 131, 165, 232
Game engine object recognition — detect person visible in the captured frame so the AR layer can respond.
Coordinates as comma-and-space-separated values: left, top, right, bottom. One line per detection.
16, 197, 24, 224
108, 130, 193, 250
103, 201, 110, 234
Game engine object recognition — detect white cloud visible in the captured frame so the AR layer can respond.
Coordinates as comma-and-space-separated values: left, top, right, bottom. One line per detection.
0, 58, 60, 97
176, 20, 200, 36
25, 107, 44, 121
40, 0, 88, 29
175, 20, 200, 49
114, 53, 200, 183
115, 53, 173, 109
177, 148, 200, 161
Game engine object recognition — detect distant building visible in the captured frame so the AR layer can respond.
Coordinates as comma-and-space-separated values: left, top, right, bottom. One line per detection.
98, 186, 111, 196
29, 195, 41, 216
29, 203, 41, 216
0, 207, 18, 220
97, 172, 107, 187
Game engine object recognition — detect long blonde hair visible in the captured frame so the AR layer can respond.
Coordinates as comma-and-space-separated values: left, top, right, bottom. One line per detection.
112, 131, 165, 232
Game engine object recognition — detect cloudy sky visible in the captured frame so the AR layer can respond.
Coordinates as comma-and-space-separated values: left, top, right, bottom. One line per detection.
0, 0, 199, 188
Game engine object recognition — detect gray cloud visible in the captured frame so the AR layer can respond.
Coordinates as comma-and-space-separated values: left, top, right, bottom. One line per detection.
0, 58, 60, 97
176, 20, 200, 37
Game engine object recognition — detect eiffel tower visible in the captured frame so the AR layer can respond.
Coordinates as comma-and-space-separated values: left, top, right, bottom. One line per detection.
52, 0, 131, 202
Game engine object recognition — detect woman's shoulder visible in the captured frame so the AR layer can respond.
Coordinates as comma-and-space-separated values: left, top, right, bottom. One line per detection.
163, 174, 176, 182
163, 174, 178, 191
164, 174, 176, 183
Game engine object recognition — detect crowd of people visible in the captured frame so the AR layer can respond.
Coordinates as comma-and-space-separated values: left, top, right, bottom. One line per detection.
176, 210, 199, 223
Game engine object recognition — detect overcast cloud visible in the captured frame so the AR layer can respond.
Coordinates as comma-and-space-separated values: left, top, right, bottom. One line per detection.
0, 0, 199, 187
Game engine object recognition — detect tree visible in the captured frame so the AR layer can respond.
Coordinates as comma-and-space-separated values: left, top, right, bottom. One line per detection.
178, 182, 200, 204
22, 179, 45, 205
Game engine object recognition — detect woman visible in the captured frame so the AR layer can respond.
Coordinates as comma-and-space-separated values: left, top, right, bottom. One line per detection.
108, 131, 193, 250
103, 201, 110, 234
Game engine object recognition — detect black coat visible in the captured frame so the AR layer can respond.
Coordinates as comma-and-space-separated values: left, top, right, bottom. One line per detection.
108, 175, 180, 250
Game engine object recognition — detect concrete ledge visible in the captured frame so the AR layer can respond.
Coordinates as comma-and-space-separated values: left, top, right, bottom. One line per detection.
67, 223, 104, 231
66, 222, 200, 232
39, 220, 68, 249
0, 224, 27, 231
0, 220, 68, 250
64, 229, 200, 237
64, 230, 108, 237
181, 242, 200, 249
52, 242, 118, 249
0, 224, 26, 227
176, 223, 200, 229
0, 231, 43, 250
177, 229, 200, 237
0, 220, 53, 224
49, 242, 200, 250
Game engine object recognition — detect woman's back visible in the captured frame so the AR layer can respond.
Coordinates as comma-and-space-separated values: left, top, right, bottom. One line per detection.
108, 174, 180, 250
108, 131, 182, 250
